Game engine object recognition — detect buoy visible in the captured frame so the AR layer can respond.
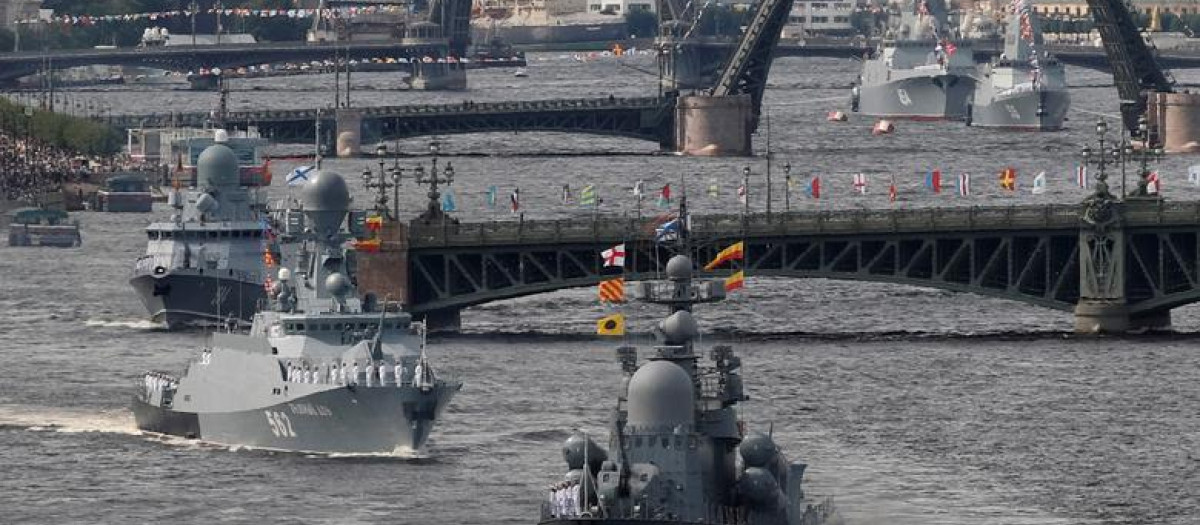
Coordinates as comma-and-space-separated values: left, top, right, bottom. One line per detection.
871, 119, 895, 135
827, 111, 848, 122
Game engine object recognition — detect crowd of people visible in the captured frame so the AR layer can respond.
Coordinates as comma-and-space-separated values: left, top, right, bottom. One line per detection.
0, 131, 121, 203
547, 480, 583, 518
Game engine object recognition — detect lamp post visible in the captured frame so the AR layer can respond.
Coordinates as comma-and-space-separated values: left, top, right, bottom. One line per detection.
413, 141, 455, 220
214, 0, 224, 45
1080, 119, 1115, 200
741, 165, 751, 217
361, 143, 396, 218
188, 0, 198, 47
783, 161, 792, 212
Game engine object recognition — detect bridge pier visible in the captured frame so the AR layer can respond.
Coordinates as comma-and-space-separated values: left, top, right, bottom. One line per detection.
419, 308, 462, 333
188, 74, 220, 91
1147, 92, 1200, 153
659, 38, 729, 91
409, 62, 467, 91
674, 95, 753, 156
336, 109, 363, 157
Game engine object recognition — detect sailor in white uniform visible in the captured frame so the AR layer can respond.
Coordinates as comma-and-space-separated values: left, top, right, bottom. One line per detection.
394, 362, 404, 386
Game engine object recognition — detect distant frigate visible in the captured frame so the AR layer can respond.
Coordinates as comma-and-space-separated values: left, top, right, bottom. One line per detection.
129, 131, 275, 329
853, 0, 975, 121
132, 168, 461, 454
967, 4, 1070, 130
537, 199, 841, 525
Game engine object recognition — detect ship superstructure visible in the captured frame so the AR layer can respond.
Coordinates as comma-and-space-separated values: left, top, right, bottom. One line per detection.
129, 132, 274, 329
854, 0, 976, 120
968, 1, 1070, 130
538, 200, 839, 525
132, 168, 461, 454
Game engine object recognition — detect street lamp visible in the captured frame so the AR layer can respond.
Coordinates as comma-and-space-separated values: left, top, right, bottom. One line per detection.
188, 0, 198, 47
783, 161, 792, 212
361, 143, 395, 218
412, 141, 455, 220
1080, 119, 1115, 200
741, 165, 751, 217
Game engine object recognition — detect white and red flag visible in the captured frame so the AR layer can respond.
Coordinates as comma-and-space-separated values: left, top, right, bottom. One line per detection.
601, 243, 626, 267
852, 173, 868, 194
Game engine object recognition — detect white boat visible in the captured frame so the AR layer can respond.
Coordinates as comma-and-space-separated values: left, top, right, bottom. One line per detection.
513, 68, 528, 78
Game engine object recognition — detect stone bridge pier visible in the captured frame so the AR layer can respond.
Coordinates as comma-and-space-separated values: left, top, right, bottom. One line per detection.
410, 62, 467, 91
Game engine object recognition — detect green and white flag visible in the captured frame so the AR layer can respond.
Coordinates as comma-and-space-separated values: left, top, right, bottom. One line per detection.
580, 184, 598, 206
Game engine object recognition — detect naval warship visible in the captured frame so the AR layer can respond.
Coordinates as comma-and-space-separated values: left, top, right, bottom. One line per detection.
132, 168, 461, 454
537, 200, 840, 525
853, 0, 976, 120
967, 4, 1070, 130
129, 131, 276, 329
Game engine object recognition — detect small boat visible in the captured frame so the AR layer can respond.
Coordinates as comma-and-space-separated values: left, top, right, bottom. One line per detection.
7, 207, 81, 247
513, 68, 528, 78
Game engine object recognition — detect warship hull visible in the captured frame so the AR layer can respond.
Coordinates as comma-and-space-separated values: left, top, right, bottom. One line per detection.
129, 271, 264, 329
132, 383, 458, 454
472, 22, 626, 45
858, 73, 975, 120
969, 89, 1070, 131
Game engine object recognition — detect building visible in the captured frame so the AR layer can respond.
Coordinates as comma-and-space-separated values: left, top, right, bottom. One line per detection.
783, 0, 859, 36
586, 0, 655, 14
1, 0, 41, 30
1032, 0, 1200, 18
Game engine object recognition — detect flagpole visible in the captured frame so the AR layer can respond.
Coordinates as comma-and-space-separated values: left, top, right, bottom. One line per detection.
765, 107, 772, 219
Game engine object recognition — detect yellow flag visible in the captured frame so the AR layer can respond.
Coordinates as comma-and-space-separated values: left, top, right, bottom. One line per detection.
596, 313, 625, 336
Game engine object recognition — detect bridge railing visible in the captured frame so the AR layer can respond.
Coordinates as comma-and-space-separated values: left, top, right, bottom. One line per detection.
407, 204, 1085, 248
110, 96, 667, 129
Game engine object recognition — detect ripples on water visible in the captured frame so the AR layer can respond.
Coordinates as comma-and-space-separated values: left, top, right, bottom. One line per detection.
1, 54, 1199, 524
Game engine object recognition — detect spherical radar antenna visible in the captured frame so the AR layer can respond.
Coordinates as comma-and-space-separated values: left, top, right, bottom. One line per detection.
302, 170, 351, 237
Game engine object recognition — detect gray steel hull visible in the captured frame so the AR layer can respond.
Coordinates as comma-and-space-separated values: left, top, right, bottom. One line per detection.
970, 89, 1070, 131
132, 383, 458, 454
129, 271, 264, 329
858, 74, 975, 120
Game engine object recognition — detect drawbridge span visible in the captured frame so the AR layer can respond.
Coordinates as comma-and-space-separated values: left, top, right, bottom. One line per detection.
355, 199, 1200, 333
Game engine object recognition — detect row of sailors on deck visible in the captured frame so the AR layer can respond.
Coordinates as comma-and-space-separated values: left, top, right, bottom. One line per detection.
284, 360, 430, 387
547, 480, 582, 518
144, 373, 177, 396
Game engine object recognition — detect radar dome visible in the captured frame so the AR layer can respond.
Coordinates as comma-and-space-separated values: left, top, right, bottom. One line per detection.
325, 272, 351, 298
277, 268, 291, 281
665, 255, 693, 280
739, 432, 779, 468
196, 143, 239, 188
302, 170, 351, 236
737, 467, 782, 508
627, 360, 694, 428
658, 310, 699, 345
563, 433, 609, 471
213, 129, 229, 143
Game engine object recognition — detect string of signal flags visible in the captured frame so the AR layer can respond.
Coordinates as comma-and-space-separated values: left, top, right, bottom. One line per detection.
437, 164, 1177, 216
594, 238, 746, 337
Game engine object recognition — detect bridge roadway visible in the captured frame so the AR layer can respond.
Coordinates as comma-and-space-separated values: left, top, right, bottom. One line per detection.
0, 40, 449, 83
110, 95, 676, 146
367, 200, 1200, 332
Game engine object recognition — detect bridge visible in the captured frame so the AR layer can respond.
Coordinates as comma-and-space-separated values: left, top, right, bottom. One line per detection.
355, 196, 1198, 334
109, 95, 677, 148
108, 0, 795, 156
0, 40, 450, 85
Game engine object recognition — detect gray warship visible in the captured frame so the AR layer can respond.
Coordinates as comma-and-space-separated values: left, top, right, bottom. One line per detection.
538, 200, 841, 525
967, 5, 1070, 130
853, 0, 976, 120
129, 132, 275, 329
132, 168, 461, 454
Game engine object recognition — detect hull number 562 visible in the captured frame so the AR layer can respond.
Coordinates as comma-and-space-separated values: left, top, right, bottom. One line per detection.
264, 410, 297, 437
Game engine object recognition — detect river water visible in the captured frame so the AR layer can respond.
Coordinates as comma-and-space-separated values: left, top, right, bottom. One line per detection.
1, 53, 1199, 524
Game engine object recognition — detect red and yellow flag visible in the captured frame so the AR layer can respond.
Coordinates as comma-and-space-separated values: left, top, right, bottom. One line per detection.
598, 277, 625, 303
704, 241, 745, 270
365, 215, 384, 232
999, 167, 1017, 191
724, 271, 745, 292
353, 238, 381, 252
